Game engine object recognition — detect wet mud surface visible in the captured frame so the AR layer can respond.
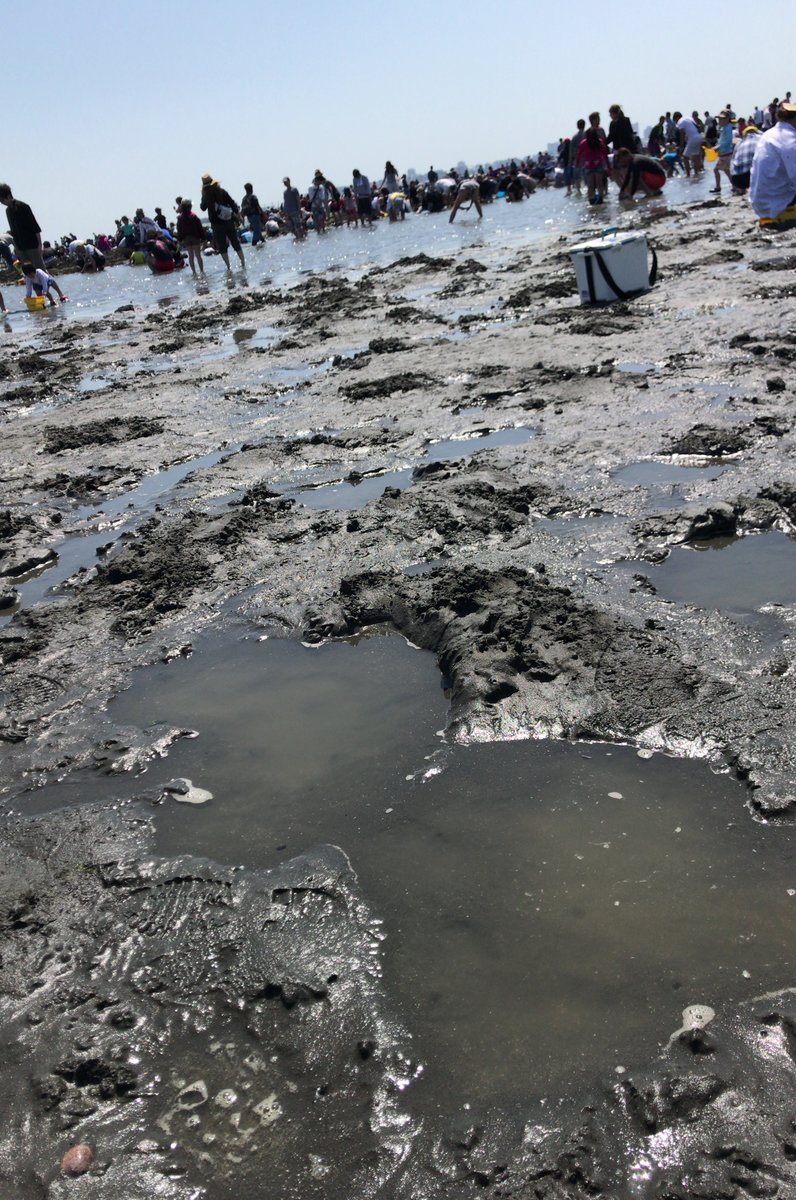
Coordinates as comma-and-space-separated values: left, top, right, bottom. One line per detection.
2, 198, 796, 1197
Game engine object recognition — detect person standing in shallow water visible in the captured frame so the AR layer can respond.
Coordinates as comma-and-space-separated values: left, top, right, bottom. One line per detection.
710, 110, 735, 194
352, 169, 373, 226
606, 104, 636, 154
449, 176, 483, 222
200, 174, 245, 270
381, 161, 400, 192
674, 110, 704, 176
281, 178, 305, 240
576, 127, 609, 204
176, 199, 205, 276
240, 183, 264, 245
0, 183, 45, 270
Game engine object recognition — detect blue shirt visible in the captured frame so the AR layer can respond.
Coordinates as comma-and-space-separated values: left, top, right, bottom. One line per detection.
717, 123, 734, 154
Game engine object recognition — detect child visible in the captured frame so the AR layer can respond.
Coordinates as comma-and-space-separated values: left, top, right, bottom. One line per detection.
176, 199, 205, 276
576, 127, 609, 204
342, 186, 358, 226
21, 261, 67, 305
710, 110, 735, 194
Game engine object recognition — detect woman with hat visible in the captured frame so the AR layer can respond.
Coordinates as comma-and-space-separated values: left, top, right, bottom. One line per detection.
200, 174, 245, 269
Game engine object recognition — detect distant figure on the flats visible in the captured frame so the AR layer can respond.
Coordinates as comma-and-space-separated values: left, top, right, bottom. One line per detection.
673, 110, 704, 176
282, 177, 305, 240
200, 174, 245, 269
613, 148, 667, 199
0, 183, 45, 270
381, 161, 400, 192
176, 199, 205, 276
74, 241, 106, 272
352, 169, 373, 226
576, 126, 609, 204
449, 176, 483, 222
22, 261, 67, 305
240, 182, 264, 245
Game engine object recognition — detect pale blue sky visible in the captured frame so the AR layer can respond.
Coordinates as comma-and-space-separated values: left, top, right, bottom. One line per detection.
8, 1, 792, 239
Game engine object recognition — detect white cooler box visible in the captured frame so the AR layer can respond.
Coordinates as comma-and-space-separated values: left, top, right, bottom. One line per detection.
569, 230, 655, 304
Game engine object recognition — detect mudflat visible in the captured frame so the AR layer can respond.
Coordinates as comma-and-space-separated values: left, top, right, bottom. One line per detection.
1, 196, 796, 1198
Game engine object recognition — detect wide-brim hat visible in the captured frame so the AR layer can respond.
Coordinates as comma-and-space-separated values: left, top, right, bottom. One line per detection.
779, 101, 796, 114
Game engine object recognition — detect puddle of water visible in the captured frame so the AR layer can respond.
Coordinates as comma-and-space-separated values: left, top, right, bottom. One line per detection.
77, 376, 111, 393
126, 357, 176, 377
18, 632, 796, 1116
402, 558, 448, 576
292, 467, 414, 511
291, 426, 535, 511
615, 361, 659, 374
650, 532, 796, 618
614, 462, 731, 487
1, 447, 230, 622
201, 325, 281, 363
538, 514, 619, 536
426, 424, 535, 461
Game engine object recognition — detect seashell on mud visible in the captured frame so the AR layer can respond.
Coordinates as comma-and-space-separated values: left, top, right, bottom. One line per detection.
60, 1143, 94, 1175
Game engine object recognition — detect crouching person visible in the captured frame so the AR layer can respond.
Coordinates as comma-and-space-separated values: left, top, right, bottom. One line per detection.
22, 261, 67, 305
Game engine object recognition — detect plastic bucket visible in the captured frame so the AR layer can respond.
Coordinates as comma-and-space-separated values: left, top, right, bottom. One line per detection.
704, 146, 718, 162
24, 295, 46, 311
569, 231, 654, 304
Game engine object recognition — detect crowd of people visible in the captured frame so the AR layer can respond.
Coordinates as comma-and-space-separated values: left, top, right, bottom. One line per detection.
1, 92, 793, 298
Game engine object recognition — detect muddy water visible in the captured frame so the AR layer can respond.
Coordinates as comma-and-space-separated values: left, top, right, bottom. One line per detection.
78, 630, 796, 1119
653, 532, 796, 617
290, 424, 536, 511
0, 447, 232, 626
0, 174, 702, 341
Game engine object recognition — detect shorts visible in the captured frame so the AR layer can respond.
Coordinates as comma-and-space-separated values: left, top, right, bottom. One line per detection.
684, 139, 703, 158
356, 196, 371, 217
211, 221, 241, 254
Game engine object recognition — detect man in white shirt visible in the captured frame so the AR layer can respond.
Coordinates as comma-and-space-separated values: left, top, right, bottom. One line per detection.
673, 111, 703, 175
351, 169, 373, 225
750, 100, 796, 226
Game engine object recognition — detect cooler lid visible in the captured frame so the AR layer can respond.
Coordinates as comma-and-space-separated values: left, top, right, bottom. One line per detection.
569, 230, 647, 256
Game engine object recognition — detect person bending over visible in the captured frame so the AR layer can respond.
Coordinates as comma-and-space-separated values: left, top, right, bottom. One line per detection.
613, 148, 666, 199
449, 176, 483, 222
21, 261, 67, 305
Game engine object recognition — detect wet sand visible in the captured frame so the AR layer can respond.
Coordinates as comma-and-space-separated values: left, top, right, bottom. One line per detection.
1, 193, 796, 1198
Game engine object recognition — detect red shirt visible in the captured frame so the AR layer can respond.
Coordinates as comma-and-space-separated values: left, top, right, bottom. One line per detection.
177, 211, 204, 240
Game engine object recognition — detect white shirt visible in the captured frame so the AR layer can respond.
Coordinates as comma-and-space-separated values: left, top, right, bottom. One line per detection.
24, 268, 53, 297
676, 115, 700, 149
750, 119, 796, 218
308, 182, 328, 208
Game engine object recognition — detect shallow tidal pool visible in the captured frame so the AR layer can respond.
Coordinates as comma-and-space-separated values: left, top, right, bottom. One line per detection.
19, 630, 796, 1118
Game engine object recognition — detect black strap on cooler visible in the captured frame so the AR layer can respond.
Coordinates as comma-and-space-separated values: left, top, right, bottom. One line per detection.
585, 243, 658, 303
